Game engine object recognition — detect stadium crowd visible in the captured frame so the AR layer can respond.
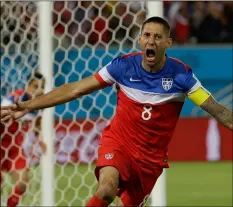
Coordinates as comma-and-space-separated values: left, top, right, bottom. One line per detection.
1, 1, 233, 50
164, 1, 233, 44
52, 1, 233, 46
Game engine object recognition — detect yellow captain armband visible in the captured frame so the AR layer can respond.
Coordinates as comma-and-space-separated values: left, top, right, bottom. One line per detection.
188, 86, 211, 106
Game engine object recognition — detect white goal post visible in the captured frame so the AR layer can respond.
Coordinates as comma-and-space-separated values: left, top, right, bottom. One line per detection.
38, 2, 54, 206
1, 1, 165, 206
146, 2, 166, 206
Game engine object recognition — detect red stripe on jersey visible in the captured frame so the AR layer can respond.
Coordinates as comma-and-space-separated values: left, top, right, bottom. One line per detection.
170, 57, 191, 70
94, 74, 111, 86
122, 52, 142, 58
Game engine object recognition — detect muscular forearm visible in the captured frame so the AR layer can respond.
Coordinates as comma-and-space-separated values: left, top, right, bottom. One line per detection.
210, 105, 232, 130
19, 75, 104, 111
201, 96, 233, 131
21, 82, 79, 111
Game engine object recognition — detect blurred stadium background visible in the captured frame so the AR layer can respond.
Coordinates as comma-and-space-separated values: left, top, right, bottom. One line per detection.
1, 1, 232, 206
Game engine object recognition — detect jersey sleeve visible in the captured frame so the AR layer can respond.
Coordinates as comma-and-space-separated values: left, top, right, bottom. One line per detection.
177, 67, 211, 105
94, 57, 125, 85
177, 67, 201, 94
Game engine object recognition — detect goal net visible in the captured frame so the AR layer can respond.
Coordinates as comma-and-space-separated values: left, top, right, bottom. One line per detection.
1, 1, 41, 206
1, 1, 160, 206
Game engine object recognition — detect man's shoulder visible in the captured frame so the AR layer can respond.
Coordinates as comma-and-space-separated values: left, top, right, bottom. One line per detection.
168, 56, 191, 72
113, 52, 141, 63
108, 52, 141, 71
122, 52, 142, 59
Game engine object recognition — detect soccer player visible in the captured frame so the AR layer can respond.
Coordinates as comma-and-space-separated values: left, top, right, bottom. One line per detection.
1, 17, 232, 207
1, 71, 46, 207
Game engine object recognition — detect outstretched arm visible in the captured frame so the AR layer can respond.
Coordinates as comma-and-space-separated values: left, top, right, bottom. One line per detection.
3, 75, 105, 111
1, 75, 107, 122
181, 68, 232, 131
200, 96, 233, 131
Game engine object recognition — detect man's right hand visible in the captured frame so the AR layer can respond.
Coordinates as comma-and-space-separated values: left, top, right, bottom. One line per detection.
1, 97, 30, 123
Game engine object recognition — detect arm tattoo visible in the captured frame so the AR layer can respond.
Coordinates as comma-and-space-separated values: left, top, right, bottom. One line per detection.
200, 96, 233, 131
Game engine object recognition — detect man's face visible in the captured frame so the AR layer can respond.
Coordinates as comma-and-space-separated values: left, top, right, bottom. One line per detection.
138, 22, 172, 67
26, 79, 45, 98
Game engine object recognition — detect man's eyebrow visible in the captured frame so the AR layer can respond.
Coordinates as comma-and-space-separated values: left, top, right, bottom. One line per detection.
143, 31, 162, 35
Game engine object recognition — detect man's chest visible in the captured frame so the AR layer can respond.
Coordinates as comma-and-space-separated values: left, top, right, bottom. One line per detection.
119, 72, 182, 94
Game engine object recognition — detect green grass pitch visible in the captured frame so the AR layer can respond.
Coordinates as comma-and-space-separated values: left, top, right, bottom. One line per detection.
1, 162, 232, 206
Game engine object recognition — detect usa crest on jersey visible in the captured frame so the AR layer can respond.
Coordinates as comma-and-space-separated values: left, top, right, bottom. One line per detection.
162, 78, 173, 91
105, 153, 114, 160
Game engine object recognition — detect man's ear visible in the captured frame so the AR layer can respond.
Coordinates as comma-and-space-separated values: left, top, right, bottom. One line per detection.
138, 34, 142, 45
166, 38, 172, 48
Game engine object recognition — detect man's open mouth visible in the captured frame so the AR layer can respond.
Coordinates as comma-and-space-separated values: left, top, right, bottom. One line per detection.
146, 49, 156, 62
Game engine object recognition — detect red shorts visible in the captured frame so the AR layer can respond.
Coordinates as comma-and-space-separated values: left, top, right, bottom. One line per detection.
95, 143, 163, 206
1, 123, 27, 172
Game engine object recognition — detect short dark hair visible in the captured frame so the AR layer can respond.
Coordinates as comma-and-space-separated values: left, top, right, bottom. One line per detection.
28, 71, 45, 84
141, 16, 171, 36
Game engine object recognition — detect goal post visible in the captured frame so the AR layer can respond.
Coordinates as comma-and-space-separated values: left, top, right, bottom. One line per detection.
147, 2, 167, 206
38, 1, 54, 206
147, 1, 164, 18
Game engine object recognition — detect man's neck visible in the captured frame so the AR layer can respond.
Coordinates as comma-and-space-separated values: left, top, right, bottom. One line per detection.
142, 55, 166, 73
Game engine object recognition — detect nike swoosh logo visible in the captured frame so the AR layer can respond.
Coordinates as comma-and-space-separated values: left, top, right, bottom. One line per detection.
130, 77, 142, 82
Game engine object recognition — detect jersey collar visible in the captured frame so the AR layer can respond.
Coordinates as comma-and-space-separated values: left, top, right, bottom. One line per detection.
137, 54, 170, 78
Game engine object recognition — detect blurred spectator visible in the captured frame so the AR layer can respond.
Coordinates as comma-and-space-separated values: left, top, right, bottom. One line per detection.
165, 1, 232, 44
51, 1, 233, 46
189, 1, 206, 43
198, 2, 224, 43
221, 2, 233, 42
167, 2, 182, 31
174, 2, 190, 44
3, 0, 232, 51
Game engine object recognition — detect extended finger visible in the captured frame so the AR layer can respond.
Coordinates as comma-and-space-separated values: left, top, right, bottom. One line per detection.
1, 105, 12, 110
0, 104, 16, 110
14, 97, 21, 107
13, 110, 27, 119
1, 114, 12, 121
0, 109, 11, 118
14, 96, 19, 103
1, 115, 12, 124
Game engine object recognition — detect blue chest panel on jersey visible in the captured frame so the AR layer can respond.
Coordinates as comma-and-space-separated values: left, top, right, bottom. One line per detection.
106, 54, 197, 94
